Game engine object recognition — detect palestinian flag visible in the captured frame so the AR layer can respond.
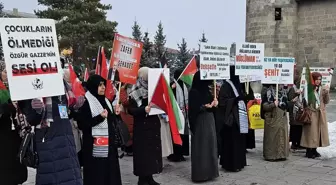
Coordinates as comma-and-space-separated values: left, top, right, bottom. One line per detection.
0, 81, 10, 104
305, 63, 316, 107
178, 55, 198, 86
151, 73, 183, 145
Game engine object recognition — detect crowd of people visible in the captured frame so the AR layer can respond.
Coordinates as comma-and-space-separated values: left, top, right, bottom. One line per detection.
0, 57, 330, 185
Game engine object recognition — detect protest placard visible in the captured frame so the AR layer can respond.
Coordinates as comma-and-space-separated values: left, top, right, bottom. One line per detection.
239, 75, 262, 83
262, 57, 295, 84
0, 18, 64, 101
199, 43, 230, 80
300, 67, 334, 90
235, 42, 264, 75
109, 33, 143, 84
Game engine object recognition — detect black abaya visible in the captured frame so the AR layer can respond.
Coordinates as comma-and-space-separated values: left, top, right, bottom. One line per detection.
217, 81, 247, 172
77, 75, 122, 185
241, 84, 256, 149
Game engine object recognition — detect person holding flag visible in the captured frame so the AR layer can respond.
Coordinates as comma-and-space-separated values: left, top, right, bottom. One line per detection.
128, 67, 162, 185
301, 71, 330, 159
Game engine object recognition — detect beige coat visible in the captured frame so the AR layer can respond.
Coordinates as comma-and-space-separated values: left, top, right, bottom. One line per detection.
263, 103, 289, 160
300, 89, 330, 148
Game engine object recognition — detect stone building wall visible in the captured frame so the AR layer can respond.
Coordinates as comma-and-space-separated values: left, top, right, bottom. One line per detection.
297, 0, 336, 68
246, 0, 336, 84
246, 0, 298, 58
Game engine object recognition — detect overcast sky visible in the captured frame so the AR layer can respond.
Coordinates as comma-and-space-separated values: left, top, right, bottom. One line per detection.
1, 0, 246, 50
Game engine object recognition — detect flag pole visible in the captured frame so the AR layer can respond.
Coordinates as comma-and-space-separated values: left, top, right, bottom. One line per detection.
213, 80, 217, 99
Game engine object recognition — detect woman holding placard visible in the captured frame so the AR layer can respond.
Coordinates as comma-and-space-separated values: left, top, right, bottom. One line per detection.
189, 71, 219, 182
300, 72, 330, 159
261, 84, 289, 161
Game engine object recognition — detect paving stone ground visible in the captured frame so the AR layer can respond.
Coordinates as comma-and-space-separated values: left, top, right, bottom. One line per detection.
23, 129, 336, 185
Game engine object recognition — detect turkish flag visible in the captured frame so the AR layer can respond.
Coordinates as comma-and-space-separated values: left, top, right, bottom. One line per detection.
94, 137, 109, 146
69, 65, 85, 97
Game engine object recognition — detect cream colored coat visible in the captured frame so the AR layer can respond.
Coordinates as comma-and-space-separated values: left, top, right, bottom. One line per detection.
300, 89, 330, 148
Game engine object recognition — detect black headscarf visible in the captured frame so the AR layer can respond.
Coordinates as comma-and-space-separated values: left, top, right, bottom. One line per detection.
229, 66, 244, 97
86, 75, 108, 108
191, 71, 212, 105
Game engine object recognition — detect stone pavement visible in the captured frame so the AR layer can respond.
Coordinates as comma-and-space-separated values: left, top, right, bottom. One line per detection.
23, 129, 336, 185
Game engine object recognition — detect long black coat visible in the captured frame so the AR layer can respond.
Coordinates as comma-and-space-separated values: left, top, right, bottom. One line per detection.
216, 81, 246, 172
0, 101, 28, 185
77, 98, 122, 185
20, 96, 82, 185
128, 98, 163, 176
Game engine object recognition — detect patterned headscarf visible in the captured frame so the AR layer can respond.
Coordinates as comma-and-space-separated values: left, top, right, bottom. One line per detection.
129, 67, 149, 107
0, 60, 8, 88
264, 84, 288, 110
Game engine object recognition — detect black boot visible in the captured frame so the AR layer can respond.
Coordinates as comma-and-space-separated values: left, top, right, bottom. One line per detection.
306, 148, 315, 159
148, 175, 160, 185
138, 176, 149, 185
313, 148, 321, 157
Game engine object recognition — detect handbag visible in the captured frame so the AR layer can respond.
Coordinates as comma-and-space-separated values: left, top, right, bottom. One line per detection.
294, 97, 311, 125
248, 104, 264, 129
18, 126, 38, 168
113, 115, 131, 148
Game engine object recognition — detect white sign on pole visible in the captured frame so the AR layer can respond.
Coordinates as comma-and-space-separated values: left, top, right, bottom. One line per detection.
235, 42, 264, 75
239, 75, 262, 83
148, 68, 170, 115
199, 43, 230, 80
300, 67, 334, 90
230, 55, 261, 83
262, 57, 295, 84
0, 18, 64, 101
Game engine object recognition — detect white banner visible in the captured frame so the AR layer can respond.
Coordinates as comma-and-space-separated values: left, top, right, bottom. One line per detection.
199, 43, 230, 80
0, 18, 64, 101
262, 57, 295, 84
239, 75, 262, 83
300, 67, 333, 90
235, 42, 264, 75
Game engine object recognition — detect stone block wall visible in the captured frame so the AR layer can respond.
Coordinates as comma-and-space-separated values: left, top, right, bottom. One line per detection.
246, 0, 298, 58
297, 0, 336, 68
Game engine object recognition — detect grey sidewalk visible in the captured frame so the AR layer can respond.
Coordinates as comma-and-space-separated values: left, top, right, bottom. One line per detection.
23, 130, 336, 185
